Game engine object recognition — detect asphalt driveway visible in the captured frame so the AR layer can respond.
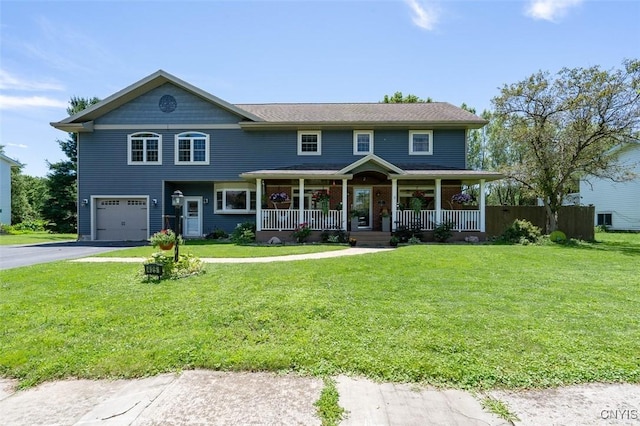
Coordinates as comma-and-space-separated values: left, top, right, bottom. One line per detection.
0, 241, 147, 270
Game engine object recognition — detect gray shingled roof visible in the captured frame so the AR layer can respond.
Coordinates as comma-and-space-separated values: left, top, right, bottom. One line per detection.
236, 102, 486, 125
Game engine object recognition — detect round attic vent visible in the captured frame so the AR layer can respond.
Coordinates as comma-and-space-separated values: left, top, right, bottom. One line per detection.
159, 95, 177, 113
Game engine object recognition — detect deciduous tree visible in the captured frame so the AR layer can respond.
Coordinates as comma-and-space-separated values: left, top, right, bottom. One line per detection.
492, 59, 640, 232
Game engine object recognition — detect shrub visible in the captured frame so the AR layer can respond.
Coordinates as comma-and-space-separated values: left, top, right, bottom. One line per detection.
144, 252, 204, 280
433, 221, 455, 243
206, 229, 229, 240
549, 230, 567, 243
292, 222, 312, 243
231, 222, 256, 244
2, 219, 50, 234
501, 219, 542, 244
320, 229, 348, 243
408, 236, 421, 245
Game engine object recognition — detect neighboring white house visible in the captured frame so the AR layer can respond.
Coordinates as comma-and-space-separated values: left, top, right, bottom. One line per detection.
0, 154, 22, 225
580, 143, 640, 231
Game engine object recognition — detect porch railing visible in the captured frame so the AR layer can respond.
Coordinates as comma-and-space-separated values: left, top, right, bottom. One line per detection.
261, 209, 480, 231
395, 210, 480, 231
262, 209, 342, 231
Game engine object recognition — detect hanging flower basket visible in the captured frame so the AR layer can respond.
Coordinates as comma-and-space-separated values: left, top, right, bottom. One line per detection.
149, 229, 181, 250
269, 192, 290, 209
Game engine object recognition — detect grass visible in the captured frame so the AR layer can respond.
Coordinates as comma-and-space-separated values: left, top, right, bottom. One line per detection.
481, 396, 519, 423
98, 241, 348, 258
314, 378, 345, 426
0, 232, 76, 245
0, 232, 638, 390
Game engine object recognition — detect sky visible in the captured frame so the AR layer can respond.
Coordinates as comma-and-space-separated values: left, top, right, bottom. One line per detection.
1, 0, 638, 177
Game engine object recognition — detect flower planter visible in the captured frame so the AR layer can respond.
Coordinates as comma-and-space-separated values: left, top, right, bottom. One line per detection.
159, 242, 174, 250
381, 216, 390, 232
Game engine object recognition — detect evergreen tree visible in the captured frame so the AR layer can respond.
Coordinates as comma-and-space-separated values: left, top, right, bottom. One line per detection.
43, 96, 100, 233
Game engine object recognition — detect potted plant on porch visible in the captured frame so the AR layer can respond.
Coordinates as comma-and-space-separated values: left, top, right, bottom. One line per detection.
381, 208, 391, 233
350, 210, 360, 231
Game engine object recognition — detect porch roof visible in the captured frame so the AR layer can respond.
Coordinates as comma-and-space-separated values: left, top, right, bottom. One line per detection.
240, 155, 503, 182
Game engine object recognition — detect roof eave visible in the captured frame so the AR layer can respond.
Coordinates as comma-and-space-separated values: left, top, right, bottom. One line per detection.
240, 171, 353, 180
239, 120, 488, 130
49, 121, 94, 132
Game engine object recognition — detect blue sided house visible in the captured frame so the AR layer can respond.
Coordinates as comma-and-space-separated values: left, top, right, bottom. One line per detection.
51, 70, 502, 243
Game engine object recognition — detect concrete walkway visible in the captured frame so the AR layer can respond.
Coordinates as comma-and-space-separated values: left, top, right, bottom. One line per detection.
2, 371, 638, 425
73, 247, 394, 264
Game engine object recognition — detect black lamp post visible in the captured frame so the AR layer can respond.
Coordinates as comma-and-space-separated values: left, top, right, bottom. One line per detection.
171, 190, 184, 262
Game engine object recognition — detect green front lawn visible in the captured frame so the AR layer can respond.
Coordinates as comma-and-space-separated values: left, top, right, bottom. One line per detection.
0, 232, 77, 245
1, 233, 638, 389
98, 241, 348, 258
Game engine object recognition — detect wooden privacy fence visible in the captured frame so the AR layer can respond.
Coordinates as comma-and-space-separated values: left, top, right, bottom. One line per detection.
486, 205, 595, 240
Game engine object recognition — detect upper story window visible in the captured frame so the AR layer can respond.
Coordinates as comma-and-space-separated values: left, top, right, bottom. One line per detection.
175, 132, 209, 165
409, 130, 433, 155
298, 131, 321, 155
353, 131, 373, 155
128, 132, 161, 165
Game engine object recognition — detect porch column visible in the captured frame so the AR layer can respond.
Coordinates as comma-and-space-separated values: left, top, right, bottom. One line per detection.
256, 178, 262, 231
342, 178, 348, 230
391, 178, 398, 231
435, 178, 442, 224
479, 179, 486, 232
299, 178, 305, 225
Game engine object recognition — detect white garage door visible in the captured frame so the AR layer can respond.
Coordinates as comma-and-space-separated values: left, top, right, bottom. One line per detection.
95, 198, 147, 240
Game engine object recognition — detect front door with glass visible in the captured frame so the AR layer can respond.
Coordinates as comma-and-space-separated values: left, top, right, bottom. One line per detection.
183, 197, 202, 237
353, 188, 372, 230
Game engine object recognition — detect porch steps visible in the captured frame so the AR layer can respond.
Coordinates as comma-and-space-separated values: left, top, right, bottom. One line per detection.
350, 231, 392, 247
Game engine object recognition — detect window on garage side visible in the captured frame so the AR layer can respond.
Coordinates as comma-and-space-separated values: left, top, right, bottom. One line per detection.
175, 132, 209, 165
215, 183, 257, 213
128, 132, 162, 164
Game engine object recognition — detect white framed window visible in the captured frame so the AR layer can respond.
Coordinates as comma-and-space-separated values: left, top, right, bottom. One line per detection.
127, 132, 161, 165
597, 212, 612, 227
297, 131, 321, 155
215, 183, 257, 213
353, 130, 373, 155
175, 132, 209, 164
409, 130, 433, 155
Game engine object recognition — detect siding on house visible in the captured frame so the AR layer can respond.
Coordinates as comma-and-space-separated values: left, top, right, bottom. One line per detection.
95, 83, 244, 125
0, 155, 20, 225
579, 144, 640, 231
56, 70, 490, 240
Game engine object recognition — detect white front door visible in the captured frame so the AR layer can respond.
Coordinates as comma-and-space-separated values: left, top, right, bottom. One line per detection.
183, 197, 202, 238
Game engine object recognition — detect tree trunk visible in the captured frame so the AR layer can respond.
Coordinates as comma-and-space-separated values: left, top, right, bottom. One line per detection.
543, 202, 558, 234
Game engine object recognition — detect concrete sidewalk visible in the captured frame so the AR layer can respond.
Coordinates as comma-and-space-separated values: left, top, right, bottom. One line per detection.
73, 247, 394, 264
2, 371, 638, 425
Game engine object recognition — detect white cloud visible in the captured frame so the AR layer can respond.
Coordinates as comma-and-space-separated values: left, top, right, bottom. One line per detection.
7, 143, 29, 149
405, 0, 439, 31
0, 95, 67, 109
525, 0, 583, 22
0, 69, 64, 91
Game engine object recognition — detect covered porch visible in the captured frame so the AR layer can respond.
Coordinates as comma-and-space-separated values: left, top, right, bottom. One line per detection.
240, 155, 502, 242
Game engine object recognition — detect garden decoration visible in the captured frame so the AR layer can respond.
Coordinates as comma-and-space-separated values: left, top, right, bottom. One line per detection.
312, 189, 331, 215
